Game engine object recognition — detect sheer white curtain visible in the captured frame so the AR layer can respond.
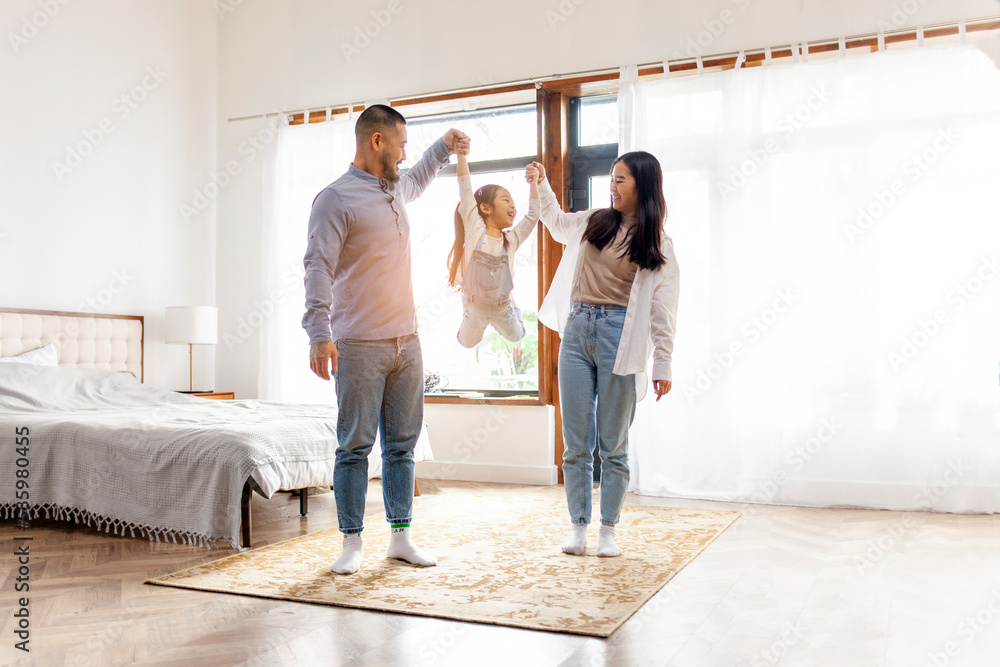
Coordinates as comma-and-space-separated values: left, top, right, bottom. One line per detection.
260, 115, 356, 403
623, 44, 1000, 512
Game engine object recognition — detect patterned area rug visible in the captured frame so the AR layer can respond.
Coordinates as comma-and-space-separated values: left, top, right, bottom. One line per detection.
146, 493, 739, 637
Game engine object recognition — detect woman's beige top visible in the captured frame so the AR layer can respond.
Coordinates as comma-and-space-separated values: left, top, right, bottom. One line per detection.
571, 215, 639, 306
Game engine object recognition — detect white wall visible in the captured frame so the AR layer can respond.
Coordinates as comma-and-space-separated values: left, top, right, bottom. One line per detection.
0, 0, 218, 390
418, 405, 558, 485
216, 0, 999, 120
214, 0, 996, 482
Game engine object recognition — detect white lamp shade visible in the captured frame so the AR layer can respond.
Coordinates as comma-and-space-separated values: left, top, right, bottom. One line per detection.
165, 306, 218, 345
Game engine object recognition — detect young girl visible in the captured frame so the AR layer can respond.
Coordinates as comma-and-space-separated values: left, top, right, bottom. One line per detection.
447, 151, 540, 348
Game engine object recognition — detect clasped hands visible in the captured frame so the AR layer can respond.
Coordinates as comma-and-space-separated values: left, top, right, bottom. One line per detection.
442, 128, 470, 156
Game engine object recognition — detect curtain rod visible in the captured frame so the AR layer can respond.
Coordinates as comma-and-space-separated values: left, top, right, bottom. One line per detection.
227, 15, 999, 123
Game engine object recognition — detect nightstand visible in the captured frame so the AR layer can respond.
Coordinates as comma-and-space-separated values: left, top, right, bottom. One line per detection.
192, 392, 235, 400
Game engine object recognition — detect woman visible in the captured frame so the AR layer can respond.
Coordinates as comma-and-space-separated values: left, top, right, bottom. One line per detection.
528, 152, 679, 558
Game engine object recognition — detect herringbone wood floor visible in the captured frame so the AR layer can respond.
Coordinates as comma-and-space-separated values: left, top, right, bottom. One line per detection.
2, 481, 999, 667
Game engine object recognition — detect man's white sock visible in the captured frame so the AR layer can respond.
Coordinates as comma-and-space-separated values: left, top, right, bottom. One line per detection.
386, 524, 437, 567
330, 533, 364, 574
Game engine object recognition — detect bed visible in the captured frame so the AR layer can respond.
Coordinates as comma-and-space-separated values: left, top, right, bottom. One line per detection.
0, 308, 432, 549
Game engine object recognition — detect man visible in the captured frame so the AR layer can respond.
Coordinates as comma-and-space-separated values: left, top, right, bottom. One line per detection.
302, 104, 469, 575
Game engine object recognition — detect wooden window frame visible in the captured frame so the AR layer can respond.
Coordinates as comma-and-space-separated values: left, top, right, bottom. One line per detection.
400, 100, 547, 407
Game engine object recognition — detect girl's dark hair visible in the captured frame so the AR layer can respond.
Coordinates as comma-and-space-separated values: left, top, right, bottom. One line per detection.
582, 151, 667, 271
447, 184, 508, 288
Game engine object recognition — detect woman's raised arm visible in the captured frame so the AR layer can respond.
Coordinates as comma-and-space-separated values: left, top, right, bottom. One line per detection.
528, 161, 593, 244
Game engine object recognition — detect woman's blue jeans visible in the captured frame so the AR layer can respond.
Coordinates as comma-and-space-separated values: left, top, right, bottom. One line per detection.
333, 334, 422, 534
558, 303, 636, 526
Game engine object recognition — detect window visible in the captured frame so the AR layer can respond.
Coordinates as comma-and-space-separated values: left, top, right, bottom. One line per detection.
589, 175, 612, 209
403, 105, 540, 397
577, 95, 619, 147
404, 104, 538, 165
568, 95, 619, 212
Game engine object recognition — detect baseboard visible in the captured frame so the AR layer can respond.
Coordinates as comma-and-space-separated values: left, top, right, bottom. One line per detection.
633, 475, 999, 513
416, 461, 558, 486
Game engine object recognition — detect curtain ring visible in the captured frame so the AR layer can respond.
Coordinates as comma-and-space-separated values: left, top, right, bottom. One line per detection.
764, 46, 772, 66
958, 20, 967, 43
734, 50, 746, 70
696, 55, 704, 75
877, 30, 886, 52
662, 59, 671, 79
839, 36, 847, 57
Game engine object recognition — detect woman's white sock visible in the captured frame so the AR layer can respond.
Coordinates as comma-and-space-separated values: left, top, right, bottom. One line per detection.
562, 524, 588, 555
597, 524, 622, 558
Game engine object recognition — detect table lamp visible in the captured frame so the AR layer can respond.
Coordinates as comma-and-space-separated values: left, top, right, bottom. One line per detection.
165, 306, 218, 392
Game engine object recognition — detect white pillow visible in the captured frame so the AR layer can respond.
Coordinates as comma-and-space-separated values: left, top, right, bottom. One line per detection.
0, 342, 60, 366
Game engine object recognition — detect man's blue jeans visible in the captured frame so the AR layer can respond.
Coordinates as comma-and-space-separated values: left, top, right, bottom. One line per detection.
333, 334, 422, 534
558, 303, 637, 526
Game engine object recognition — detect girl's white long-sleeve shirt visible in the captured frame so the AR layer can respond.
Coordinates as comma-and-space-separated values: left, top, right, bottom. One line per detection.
536, 178, 680, 401
454, 175, 540, 288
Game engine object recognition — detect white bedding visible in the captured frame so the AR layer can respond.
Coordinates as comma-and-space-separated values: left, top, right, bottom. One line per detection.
0, 364, 431, 548
249, 425, 434, 497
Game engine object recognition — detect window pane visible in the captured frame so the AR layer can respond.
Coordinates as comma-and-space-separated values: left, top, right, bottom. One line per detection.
579, 96, 618, 146
590, 175, 611, 209
404, 105, 538, 165
407, 168, 540, 394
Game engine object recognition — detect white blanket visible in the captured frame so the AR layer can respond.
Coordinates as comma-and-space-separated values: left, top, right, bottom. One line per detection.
0, 364, 346, 548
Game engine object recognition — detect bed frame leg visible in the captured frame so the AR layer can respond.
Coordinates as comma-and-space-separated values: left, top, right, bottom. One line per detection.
299, 488, 308, 516
241, 482, 252, 548
414, 478, 421, 496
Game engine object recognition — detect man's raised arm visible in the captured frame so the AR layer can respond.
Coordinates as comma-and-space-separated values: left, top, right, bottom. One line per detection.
398, 129, 469, 203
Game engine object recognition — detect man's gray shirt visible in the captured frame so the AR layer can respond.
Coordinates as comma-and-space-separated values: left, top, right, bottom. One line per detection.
302, 138, 451, 344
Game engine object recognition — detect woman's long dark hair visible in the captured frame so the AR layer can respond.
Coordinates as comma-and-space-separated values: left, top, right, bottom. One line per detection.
583, 151, 667, 271
447, 184, 506, 288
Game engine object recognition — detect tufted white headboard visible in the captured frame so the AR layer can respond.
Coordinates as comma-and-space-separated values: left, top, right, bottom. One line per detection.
0, 308, 144, 381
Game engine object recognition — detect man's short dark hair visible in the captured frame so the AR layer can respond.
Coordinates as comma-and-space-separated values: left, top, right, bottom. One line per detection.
355, 104, 406, 143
